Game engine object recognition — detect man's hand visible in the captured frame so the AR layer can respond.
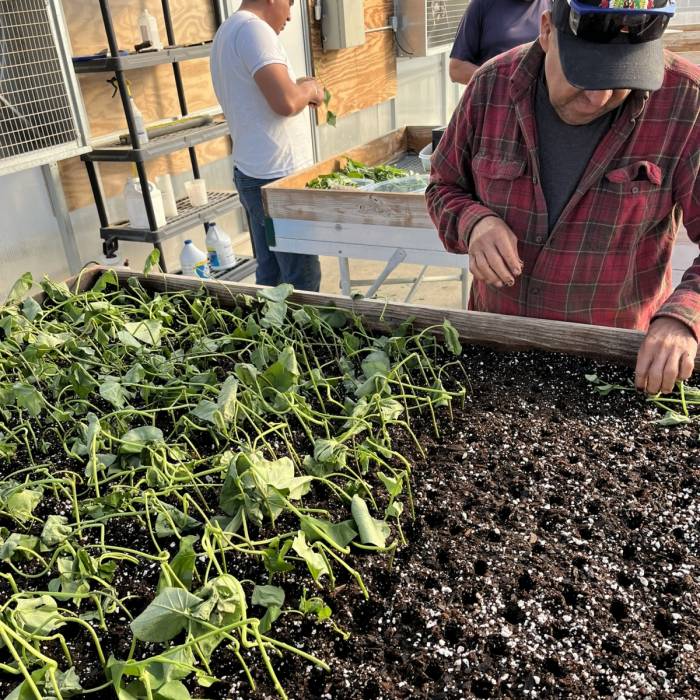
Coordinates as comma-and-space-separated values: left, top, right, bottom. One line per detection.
468, 216, 523, 288
635, 317, 697, 394
297, 77, 323, 106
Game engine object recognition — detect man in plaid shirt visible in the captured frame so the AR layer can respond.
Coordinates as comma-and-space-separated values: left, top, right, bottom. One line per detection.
427, 0, 699, 395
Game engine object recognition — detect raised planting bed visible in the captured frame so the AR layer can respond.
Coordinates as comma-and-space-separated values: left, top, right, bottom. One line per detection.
0, 269, 698, 700
260, 127, 470, 287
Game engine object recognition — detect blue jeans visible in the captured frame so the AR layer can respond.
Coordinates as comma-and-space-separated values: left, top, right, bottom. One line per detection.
234, 168, 321, 292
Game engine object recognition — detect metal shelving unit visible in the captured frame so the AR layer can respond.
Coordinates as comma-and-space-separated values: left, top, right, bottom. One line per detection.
77, 0, 247, 277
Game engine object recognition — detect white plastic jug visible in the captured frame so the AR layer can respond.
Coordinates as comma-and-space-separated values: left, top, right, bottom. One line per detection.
138, 9, 163, 50
180, 240, 210, 278
124, 178, 166, 229
205, 222, 237, 270
130, 96, 149, 145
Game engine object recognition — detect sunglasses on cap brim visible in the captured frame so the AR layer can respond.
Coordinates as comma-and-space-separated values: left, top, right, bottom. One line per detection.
553, 0, 675, 44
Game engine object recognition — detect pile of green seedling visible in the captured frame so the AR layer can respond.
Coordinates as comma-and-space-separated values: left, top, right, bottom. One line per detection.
0, 270, 466, 700
587, 374, 700, 425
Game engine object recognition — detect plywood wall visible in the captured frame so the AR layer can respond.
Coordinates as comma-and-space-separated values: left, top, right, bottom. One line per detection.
308, 0, 397, 125
60, 0, 229, 211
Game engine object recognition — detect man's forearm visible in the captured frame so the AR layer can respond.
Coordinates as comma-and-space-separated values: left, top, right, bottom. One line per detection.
449, 58, 478, 85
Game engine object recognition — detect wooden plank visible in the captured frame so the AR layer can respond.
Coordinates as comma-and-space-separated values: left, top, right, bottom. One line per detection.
405, 126, 433, 153
663, 26, 700, 54
265, 188, 433, 227
272, 219, 446, 252
98, 268, 700, 369
307, 0, 396, 123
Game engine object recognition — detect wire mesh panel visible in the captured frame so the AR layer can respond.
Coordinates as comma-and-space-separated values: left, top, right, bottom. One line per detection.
0, 0, 89, 174
426, 0, 468, 50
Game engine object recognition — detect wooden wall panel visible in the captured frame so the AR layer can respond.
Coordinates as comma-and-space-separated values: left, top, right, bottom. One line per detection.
60, 0, 228, 211
308, 0, 397, 124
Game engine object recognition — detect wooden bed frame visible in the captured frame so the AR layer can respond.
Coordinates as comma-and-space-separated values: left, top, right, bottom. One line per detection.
54, 267, 700, 372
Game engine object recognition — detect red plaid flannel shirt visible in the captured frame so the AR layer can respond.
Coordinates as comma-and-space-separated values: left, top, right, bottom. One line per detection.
426, 42, 700, 339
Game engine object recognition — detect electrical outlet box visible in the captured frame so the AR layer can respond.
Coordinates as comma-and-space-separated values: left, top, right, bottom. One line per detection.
321, 0, 365, 51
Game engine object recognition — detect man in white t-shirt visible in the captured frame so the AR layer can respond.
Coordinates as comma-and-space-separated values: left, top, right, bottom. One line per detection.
211, 0, 323, 291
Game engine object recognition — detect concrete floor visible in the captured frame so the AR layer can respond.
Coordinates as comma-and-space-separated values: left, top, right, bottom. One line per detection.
231, 227, 698, 309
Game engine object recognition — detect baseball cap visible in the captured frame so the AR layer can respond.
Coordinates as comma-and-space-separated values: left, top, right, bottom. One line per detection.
552, 0, 675, 91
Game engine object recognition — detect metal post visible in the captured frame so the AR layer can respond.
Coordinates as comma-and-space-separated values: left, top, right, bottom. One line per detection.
161, 0, 203, 217
42, 163, 82, 274
84, 160, 109, 228
98, 0, 141, 149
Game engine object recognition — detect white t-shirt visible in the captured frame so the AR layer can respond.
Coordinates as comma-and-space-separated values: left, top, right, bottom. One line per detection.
211, 11, 312, 179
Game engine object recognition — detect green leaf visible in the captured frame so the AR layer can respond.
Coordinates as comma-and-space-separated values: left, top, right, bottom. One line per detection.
257, 284, 293, 303
155, 504, 200, 538
261, 300, 287, 329
5, 273, 33, 305
155, 680, 192, 700
13, 595, 64, 635
0, 533, 39, 561
323, 87, 332, 107
442, 319, 462, 355
158, 535, 198, 593
124, 363, 146, 384
191, 399, 219, 426
300, 515, 357, 548
117, 329, 142, 349
262, 346, 299, 393
6, 488, 43, 523
216, 376, 239, 422
55, 667, 84, 697
351, 494, 391, 548
130, 588, 203, 642
41, 515, 72, 548
292, 531, 329, 583
361, 350, 390, 379
92, 269, 119, 293
119, 426, 164, 454
125, 320, 162, 346
377, 471, 403, 499
655, 410, 691, 426
262, 537, 295, 575
100, 380, 129, 409
326, 110, 337, 127
144, 248, 161, 276
252, 584, 285, 609
12, 383, 43, 416
21, 296, 42, 321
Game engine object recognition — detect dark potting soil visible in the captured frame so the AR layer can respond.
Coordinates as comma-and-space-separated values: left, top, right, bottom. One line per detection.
244, 347, 700, 700
2, 346, 699, 699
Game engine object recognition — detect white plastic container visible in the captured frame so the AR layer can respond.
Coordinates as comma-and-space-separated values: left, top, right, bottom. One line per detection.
138, 9, 163, 50
124, 178, 166, 229
205, 222, 237, 270
184, 179, 208, 207
180, 240, 210, 278
130, 96, 149, 145
419, 143, 433, 172
155, 174, 178, 218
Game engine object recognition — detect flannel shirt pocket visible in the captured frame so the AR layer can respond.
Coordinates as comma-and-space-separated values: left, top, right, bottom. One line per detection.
604, 161, 663, 195
471, 152, 529, 217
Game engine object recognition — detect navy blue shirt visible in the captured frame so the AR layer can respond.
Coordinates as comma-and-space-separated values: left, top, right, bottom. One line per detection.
450, 0, 549, 65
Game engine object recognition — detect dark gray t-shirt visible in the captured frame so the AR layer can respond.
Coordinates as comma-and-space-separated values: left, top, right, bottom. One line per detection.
535, 71, 617, 232
450, 0, 549, 65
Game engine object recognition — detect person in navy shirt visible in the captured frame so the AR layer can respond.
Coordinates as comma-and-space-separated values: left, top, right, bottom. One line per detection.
449, 0, 549, 84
